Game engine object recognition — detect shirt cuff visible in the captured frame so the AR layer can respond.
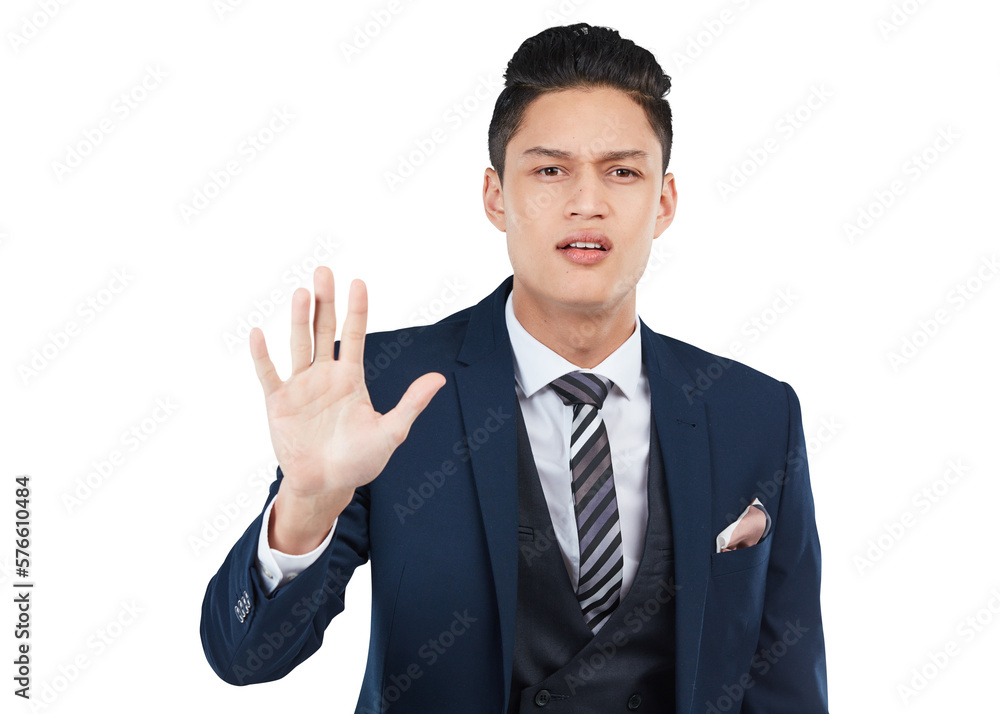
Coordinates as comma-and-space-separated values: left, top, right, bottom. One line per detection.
255, 498, 337, 595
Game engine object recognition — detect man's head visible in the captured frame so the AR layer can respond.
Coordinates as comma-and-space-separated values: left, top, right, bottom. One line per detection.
482, 24, 677, 339
488, 23, 673, 186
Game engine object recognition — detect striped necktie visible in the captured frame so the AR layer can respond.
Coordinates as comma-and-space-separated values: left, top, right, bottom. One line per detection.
550, 371, 623, 634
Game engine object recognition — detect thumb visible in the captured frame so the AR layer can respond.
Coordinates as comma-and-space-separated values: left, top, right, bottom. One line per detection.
379, 372, 447, 447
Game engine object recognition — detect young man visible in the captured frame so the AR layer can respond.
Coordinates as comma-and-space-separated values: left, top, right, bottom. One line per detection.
201, 23, 828, 713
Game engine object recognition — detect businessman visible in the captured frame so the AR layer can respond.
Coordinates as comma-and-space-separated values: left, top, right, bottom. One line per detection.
201, 23, 828, 713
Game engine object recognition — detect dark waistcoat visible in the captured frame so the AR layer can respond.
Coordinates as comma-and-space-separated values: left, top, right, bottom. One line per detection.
507, 401, 678, 713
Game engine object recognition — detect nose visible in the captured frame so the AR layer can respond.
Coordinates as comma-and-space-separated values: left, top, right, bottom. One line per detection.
565, 167, 609, 219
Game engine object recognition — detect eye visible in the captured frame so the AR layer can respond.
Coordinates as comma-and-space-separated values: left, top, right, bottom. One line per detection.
537, 167, 562, 177
612, 168, 638, 178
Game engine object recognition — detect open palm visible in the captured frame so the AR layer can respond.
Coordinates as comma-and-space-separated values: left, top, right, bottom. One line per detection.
249, 267, 445, 549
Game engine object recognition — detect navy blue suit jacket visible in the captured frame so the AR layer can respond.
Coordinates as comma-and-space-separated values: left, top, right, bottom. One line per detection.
201, 275, 828, 713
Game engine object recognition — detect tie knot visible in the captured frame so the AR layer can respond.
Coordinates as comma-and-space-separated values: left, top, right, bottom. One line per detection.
550, 371, 613, 409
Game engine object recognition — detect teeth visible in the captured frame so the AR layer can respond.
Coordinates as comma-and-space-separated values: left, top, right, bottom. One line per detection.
568, 241, 602, 249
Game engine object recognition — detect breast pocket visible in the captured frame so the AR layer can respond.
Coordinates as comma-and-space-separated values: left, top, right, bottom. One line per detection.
710, 531, 773, 578
704, 533, 773, 670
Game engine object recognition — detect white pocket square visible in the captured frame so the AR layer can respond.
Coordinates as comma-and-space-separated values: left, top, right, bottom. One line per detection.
716, 498, 772, 553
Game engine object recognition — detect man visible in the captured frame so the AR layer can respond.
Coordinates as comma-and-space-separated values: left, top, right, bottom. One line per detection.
201, 23, 828, 713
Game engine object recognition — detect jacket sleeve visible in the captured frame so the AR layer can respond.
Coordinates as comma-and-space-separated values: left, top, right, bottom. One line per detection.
199, 466, 370, 685
739, 382, 829, 713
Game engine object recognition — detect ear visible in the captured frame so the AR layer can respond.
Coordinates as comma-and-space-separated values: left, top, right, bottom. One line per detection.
652, 172, 678, 239
483, 167, 506, 232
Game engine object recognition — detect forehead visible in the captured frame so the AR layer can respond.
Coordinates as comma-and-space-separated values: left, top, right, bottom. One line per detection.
511, 86, 657, 160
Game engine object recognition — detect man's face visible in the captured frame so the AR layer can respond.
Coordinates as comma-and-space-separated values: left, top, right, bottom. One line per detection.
483, 86, 676, 322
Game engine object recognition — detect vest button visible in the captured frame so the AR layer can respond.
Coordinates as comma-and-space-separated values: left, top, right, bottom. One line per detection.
534, 689, 551, 706
627, 693, 643, 710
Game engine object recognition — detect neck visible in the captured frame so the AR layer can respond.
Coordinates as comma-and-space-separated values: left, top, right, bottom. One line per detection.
511, 282, 637, 369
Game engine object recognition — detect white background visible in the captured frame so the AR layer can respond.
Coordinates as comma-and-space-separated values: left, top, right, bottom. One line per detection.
3, 0, 998, 711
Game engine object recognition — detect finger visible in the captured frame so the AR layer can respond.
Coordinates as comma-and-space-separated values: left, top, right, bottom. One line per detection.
312, 267, 336, 362
379, 372, 447, 446
337, 278, 368, 365
289, 287, 312, 374
250, 327, 282, 396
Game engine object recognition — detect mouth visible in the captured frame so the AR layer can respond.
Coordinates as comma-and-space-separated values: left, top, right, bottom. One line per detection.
556, 231, 612, 252
556, 231, 612, 265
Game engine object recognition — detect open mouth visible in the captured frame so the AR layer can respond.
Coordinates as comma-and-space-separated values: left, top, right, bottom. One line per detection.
557, 232, 612, 251
557, 234, 612, 264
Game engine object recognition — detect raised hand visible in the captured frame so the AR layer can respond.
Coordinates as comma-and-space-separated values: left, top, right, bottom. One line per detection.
249, 267, 445, 553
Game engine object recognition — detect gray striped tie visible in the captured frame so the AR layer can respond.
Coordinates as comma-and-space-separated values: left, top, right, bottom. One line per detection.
550, 371, 623, 634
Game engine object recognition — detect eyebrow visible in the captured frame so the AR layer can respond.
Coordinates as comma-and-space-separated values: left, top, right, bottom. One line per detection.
519, 146, 651, 163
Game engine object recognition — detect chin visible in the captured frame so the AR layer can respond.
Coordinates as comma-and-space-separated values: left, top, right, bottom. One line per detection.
552, 285, 612, 310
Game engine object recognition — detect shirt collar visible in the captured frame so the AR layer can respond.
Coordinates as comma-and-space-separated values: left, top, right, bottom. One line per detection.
504, 290, 642, 401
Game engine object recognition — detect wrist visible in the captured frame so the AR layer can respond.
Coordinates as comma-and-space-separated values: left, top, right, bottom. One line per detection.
269, 486, 353, 555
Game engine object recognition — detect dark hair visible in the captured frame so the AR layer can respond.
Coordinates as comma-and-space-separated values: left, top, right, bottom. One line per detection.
488, 23, 672, 185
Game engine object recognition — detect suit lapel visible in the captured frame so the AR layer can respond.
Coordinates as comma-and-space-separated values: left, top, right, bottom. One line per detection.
453, 276, 520, 703
641, 320, 712, 714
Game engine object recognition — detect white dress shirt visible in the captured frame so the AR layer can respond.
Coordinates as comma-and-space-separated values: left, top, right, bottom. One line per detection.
505, 293, 651, 598
256, 292, 652, 600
